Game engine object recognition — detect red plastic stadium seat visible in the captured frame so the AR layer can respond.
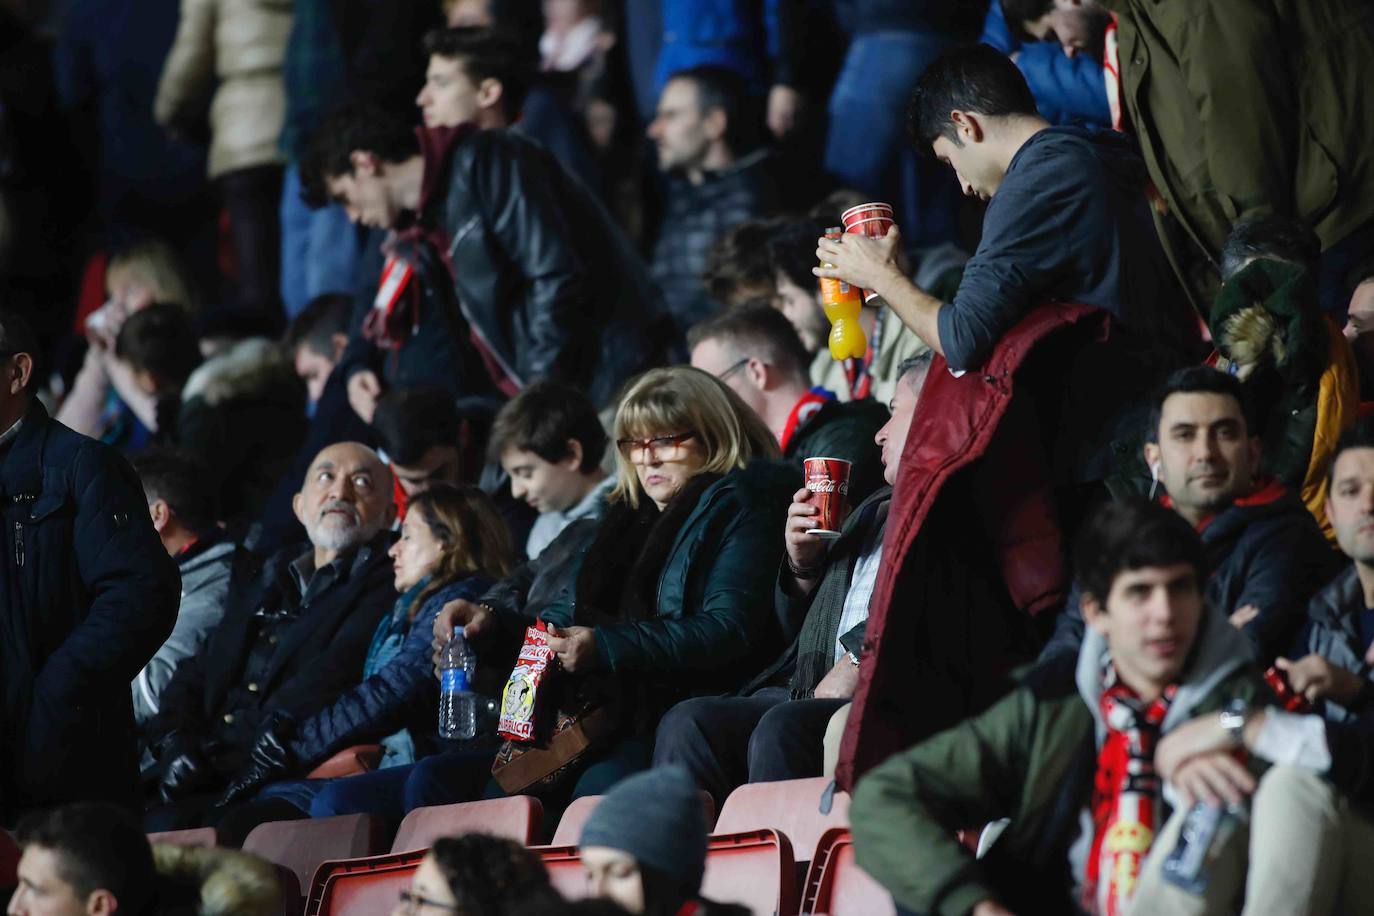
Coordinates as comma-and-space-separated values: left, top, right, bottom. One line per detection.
714, 778, 849, 869
801, 828, 895, 916
700, 829, 798, 916
147, 827, 219, 848
390, 796, 544, 852
310, 850, 426, 916
552, 791, 717, 846
242, 814, 387, 895
533, 844, 587, 901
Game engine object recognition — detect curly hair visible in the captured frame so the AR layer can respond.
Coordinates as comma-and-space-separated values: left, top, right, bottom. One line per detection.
429, 834, 560, 915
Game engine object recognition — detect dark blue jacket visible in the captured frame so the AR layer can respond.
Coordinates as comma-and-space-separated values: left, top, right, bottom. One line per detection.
287, 577, 492, 765
0, 402, 180, 816
1041, 486, 1341, 666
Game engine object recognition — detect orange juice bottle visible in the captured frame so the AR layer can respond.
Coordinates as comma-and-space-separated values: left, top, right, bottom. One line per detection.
818, 228, 867, 360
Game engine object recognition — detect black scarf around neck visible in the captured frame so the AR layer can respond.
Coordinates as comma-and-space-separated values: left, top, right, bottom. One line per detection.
575, 473, 723, 626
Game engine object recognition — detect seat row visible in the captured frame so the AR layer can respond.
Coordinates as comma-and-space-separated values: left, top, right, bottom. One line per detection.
147, 778, 895, 916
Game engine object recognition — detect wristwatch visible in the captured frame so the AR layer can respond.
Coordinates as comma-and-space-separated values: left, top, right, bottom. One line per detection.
1219, 699, 1249, 748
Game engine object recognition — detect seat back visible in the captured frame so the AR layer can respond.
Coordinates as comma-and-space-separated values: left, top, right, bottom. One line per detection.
147, 827, 219, 848
533, 845, 587, 901
391, 796, 544, 852
714, 778, 849, 867
552, 791, 717, 847
700, 829, 798, 916
311, 851, 426, 916
242, 814, 387, 895
801, 828, 894, 916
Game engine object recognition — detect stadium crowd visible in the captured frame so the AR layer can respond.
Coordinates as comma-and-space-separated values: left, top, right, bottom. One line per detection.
2, 0, 1374, 912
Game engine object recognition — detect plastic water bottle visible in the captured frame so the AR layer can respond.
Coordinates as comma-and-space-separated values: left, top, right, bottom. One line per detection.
439, 629, 477, 739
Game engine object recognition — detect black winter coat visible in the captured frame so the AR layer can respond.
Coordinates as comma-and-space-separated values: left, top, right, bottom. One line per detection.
434, 128, 670, 407
0, 402, 180, 817
287, 577, 491, 766
147, 534, 395, 777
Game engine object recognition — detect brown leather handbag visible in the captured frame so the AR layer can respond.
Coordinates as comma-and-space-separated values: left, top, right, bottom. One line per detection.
490, 676, 621, 795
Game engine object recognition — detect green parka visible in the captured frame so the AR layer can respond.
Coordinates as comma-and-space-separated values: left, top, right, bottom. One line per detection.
850, 607, 1267, 915
1102, 0, 1374, 307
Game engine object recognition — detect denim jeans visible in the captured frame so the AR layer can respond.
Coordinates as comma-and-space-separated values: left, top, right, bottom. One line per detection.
278, 164, 363, 319
825, 30, 960, 247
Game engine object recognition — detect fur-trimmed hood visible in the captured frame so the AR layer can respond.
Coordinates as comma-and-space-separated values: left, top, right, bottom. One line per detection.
182, 338, 300, 408
152, 844, 283, 915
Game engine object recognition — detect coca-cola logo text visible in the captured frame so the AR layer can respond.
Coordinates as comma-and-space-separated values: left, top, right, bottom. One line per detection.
806, 478, 849, 495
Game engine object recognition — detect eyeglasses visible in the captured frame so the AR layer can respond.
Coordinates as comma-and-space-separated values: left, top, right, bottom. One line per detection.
616, 431, 697, 462
717, 357, 751, 382
397, 890, 460, 914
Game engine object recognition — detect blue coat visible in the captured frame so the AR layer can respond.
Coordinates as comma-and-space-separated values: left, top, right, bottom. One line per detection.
287, 577, 492, 765
0, 402, 180, 816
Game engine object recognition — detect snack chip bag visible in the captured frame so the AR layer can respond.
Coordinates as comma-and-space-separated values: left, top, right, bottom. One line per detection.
498, 622, 554, 742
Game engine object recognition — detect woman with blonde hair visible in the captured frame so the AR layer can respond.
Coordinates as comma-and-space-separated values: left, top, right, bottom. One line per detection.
58, 239, 200, 443
443, 366, 798, 805
214, 484, 513, 827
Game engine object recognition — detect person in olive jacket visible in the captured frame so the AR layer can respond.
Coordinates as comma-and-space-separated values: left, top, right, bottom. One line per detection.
438, 367, 797, 803
0, 311, 180, 822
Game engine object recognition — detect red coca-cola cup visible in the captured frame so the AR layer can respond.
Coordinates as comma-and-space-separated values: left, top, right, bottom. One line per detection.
804, 456, 853, 539
840, 202, 896, 301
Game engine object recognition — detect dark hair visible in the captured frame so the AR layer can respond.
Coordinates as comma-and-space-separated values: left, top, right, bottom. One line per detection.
283, 293, 352, 358
371, 386, 461, 466
896, 351, 935, 393
1219, 215, 1322, 283
299, 103, 420, 209
1327, 419, 1374, 486
423, 27, 537, 122
766, 218, 826, 293
907, 43, 1039, 150
0, 307, 39, 390
14, 803, 156, 912
999, 0, 1055, 41
429, 834, 560, 916
131, 447, 218, 532
665, 65, 761, 154
1145, 366, 1254, 444
114, 303, 202, 388
405, 483, 514, 617
1074, 497, 1207, 606
487, 381, 607, 471
687, 302, 812, 382
705, 218, 784, 307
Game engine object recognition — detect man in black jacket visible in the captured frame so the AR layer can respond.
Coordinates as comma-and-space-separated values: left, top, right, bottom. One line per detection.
302, 103, 668, 410
688, 304, 889, 505
0, 311, 180, 823
142, 441, 397, 834
651, 354, 929, 806
1041, 366, 1340, 667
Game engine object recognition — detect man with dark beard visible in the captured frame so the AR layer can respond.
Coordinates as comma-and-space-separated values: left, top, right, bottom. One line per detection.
142, 442, 397, 837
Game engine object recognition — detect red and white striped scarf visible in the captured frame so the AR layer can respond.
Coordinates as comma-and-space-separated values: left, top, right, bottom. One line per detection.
1087, 669, 1176, 915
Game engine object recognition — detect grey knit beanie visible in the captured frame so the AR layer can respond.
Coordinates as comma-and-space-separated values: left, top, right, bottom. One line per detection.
579, 766, 708, 891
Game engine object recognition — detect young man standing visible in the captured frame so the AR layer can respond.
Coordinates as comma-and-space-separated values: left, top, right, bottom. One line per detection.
851, 498, 1265, 915
816, 44, 1197, 479
488, 382, 615, 561
303, 93, 667, 409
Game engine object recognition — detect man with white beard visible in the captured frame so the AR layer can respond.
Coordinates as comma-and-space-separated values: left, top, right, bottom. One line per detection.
142, 442, 398, 838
